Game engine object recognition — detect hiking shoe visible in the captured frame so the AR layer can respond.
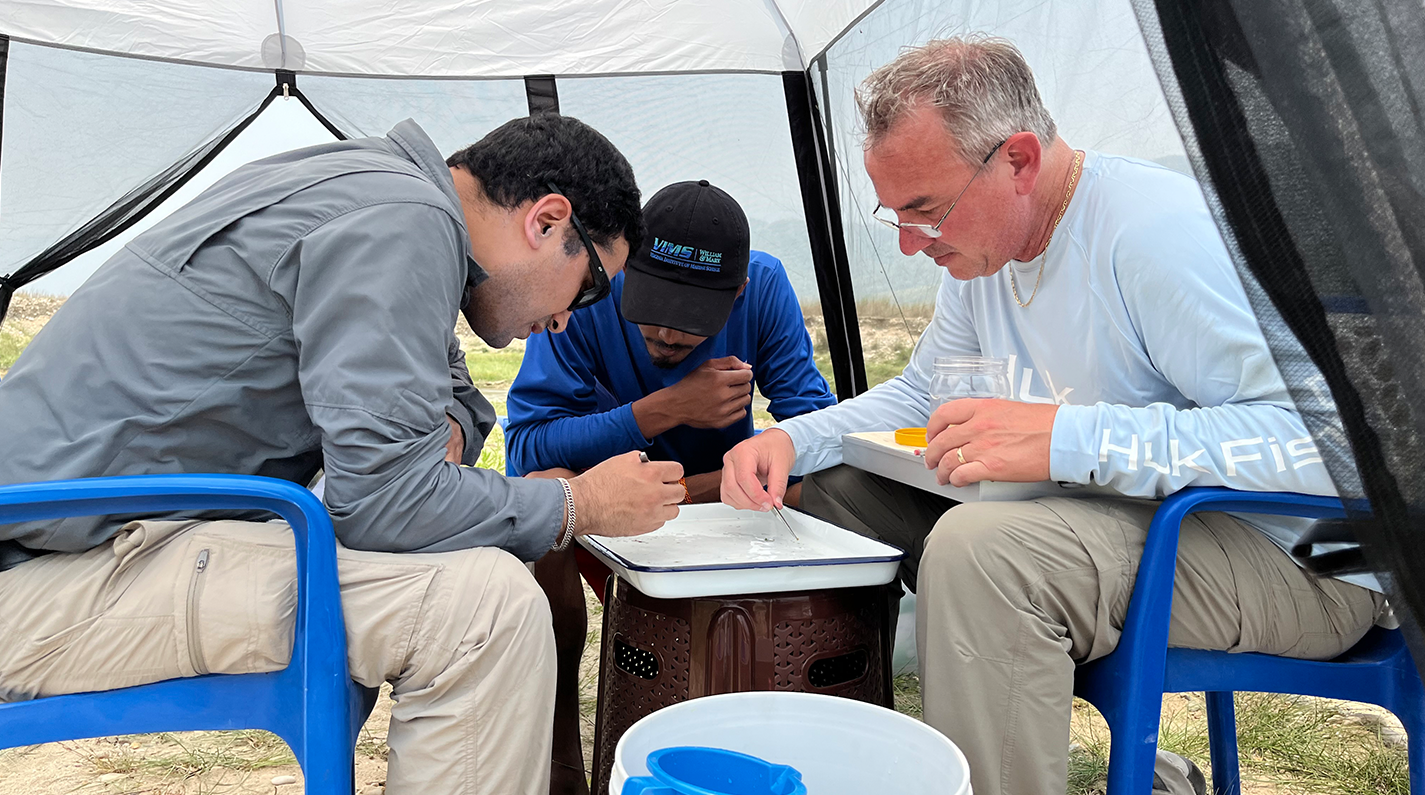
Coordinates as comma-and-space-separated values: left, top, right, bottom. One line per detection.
1152, 749, 1207, 795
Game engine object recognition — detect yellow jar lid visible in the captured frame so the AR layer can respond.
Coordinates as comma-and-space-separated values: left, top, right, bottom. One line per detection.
894, 427, 927, 447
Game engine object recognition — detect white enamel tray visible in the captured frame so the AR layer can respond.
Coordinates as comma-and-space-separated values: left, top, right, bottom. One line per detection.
842, 431, 1112, 501
578, 503, 904, 599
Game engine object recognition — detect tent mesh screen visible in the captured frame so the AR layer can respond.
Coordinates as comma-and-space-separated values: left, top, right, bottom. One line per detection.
1133, 0, 1425, 660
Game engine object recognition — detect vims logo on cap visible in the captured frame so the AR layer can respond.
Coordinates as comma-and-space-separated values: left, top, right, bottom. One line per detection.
650, 237, 724, 273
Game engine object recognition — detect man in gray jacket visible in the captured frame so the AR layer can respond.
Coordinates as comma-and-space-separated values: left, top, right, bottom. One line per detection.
0, 115, 685, 794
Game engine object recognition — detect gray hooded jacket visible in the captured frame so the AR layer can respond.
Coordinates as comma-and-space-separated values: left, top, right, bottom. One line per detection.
0, 120, 562, 563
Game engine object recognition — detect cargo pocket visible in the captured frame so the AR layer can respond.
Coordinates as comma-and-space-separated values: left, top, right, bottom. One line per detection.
0, 520, 202, 698
182, 526, 299, 677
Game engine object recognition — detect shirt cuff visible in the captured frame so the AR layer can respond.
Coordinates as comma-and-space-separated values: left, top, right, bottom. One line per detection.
1049, 403, 1100, 485
445, 404, 479, 467
776, 417, 835, 478
506, 475, 565, 561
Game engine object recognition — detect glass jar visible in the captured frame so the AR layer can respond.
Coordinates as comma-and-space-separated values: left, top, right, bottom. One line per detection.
929, 356, 1011, 410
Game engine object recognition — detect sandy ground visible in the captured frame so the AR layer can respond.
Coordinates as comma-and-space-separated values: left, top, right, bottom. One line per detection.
0, 585, 610, 795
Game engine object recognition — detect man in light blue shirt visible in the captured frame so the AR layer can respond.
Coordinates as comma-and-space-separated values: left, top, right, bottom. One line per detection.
721, 36, 1386, 795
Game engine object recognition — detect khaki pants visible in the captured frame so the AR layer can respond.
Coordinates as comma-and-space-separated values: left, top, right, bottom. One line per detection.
0, 519, 556, 795
804, 466, 1386, 795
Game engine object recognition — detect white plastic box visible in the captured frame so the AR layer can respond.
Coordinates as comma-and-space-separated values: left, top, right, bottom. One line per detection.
841, 431, 1109, 501
578, 503, 903, 599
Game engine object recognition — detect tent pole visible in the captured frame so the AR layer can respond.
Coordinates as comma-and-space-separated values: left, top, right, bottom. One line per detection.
783, 70, 866, 399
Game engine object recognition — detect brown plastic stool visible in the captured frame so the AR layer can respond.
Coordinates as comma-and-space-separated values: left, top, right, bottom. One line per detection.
590, 575, 897, 794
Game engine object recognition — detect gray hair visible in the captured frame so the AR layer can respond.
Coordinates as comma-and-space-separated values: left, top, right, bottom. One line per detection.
856, 35, 1057, 163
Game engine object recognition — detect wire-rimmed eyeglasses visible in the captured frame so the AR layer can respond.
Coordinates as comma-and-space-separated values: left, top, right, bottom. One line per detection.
870, 139, 1005, 239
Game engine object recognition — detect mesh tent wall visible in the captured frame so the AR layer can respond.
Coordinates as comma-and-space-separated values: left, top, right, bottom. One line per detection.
3, 0, 1423, 671
1127, 0, 1425, 666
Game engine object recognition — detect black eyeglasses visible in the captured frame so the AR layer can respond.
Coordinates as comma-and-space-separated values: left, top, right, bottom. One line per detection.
548, 182, 611, 311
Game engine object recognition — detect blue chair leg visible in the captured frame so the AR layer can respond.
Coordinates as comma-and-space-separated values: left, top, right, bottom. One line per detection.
1406, 718, 1425, 795
1388, 683, 1425, 795
1102, 698, 1164, 795
1205, 691, 1241, 795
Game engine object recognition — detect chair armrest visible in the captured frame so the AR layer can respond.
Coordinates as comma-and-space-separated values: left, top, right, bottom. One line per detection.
0, 475, 344, 685
1121, 487, 1347, 652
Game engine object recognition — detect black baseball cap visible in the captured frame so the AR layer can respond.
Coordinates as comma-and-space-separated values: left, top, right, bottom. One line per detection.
620, 180, 750, 337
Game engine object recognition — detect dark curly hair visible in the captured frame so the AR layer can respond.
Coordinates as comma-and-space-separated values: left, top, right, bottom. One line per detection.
447, 114, 645, 257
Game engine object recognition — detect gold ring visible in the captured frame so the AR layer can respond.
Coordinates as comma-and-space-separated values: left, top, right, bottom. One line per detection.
955, 447, 966, 465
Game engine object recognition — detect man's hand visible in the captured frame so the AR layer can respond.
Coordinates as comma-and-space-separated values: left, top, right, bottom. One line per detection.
633, 356, 755, 437
445, 415, 465, 463
924, 399, 1058, 487
720, 428, 796, 511
568, 451, 685, 538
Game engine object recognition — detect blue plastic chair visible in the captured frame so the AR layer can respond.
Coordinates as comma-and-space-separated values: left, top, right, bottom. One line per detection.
1075, 487, 1425, 795
0, 474, 367, 794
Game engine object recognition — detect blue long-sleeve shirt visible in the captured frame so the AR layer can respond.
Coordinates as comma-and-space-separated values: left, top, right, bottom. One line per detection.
506, 252, 835, 477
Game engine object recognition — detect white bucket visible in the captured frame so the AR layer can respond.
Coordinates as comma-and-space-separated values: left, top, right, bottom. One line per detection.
611, 692, 971, 795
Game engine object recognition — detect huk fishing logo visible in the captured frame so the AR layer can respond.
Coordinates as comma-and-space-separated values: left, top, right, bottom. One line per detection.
1003, 355, 1326, 480
650, 237, 723, 272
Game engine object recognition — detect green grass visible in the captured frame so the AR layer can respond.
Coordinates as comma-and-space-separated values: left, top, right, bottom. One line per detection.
893, 673, 923, 720
883, 676, 1411, 795
477, 422, 507, 472
0, 327, 32, 375
854, 298, 935, 322
1065, 691, 1409, 795
812, 341, 914, 391
1230, 693, 1409, 795
866, 343, 914, 388
465, 347, 525, 386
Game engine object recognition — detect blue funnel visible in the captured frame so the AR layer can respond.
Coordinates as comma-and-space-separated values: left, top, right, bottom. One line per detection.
621, 746, 807, 795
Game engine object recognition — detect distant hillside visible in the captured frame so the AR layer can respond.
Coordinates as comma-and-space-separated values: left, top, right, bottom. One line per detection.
0, 293, 64, 377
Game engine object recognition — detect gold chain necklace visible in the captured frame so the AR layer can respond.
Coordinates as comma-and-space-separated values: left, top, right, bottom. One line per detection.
1010, 149, 1084, 308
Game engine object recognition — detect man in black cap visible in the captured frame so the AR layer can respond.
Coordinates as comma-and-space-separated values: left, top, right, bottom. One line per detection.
504, 180, 835, 793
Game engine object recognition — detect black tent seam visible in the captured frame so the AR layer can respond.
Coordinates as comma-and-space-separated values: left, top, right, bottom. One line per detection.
289, 86, 349, 140
275, 70, 349, 141
524, 75, 560, 115
0, 35, 10, 325
0, 35, 9, 177
782, 69, 867, 399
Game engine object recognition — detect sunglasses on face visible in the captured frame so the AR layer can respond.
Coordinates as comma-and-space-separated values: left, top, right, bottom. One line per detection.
547, 182, 611, 311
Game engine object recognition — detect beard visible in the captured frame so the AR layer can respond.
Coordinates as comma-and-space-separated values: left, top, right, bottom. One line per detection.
463, 270, 551, 349
646, 341, 695, 369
